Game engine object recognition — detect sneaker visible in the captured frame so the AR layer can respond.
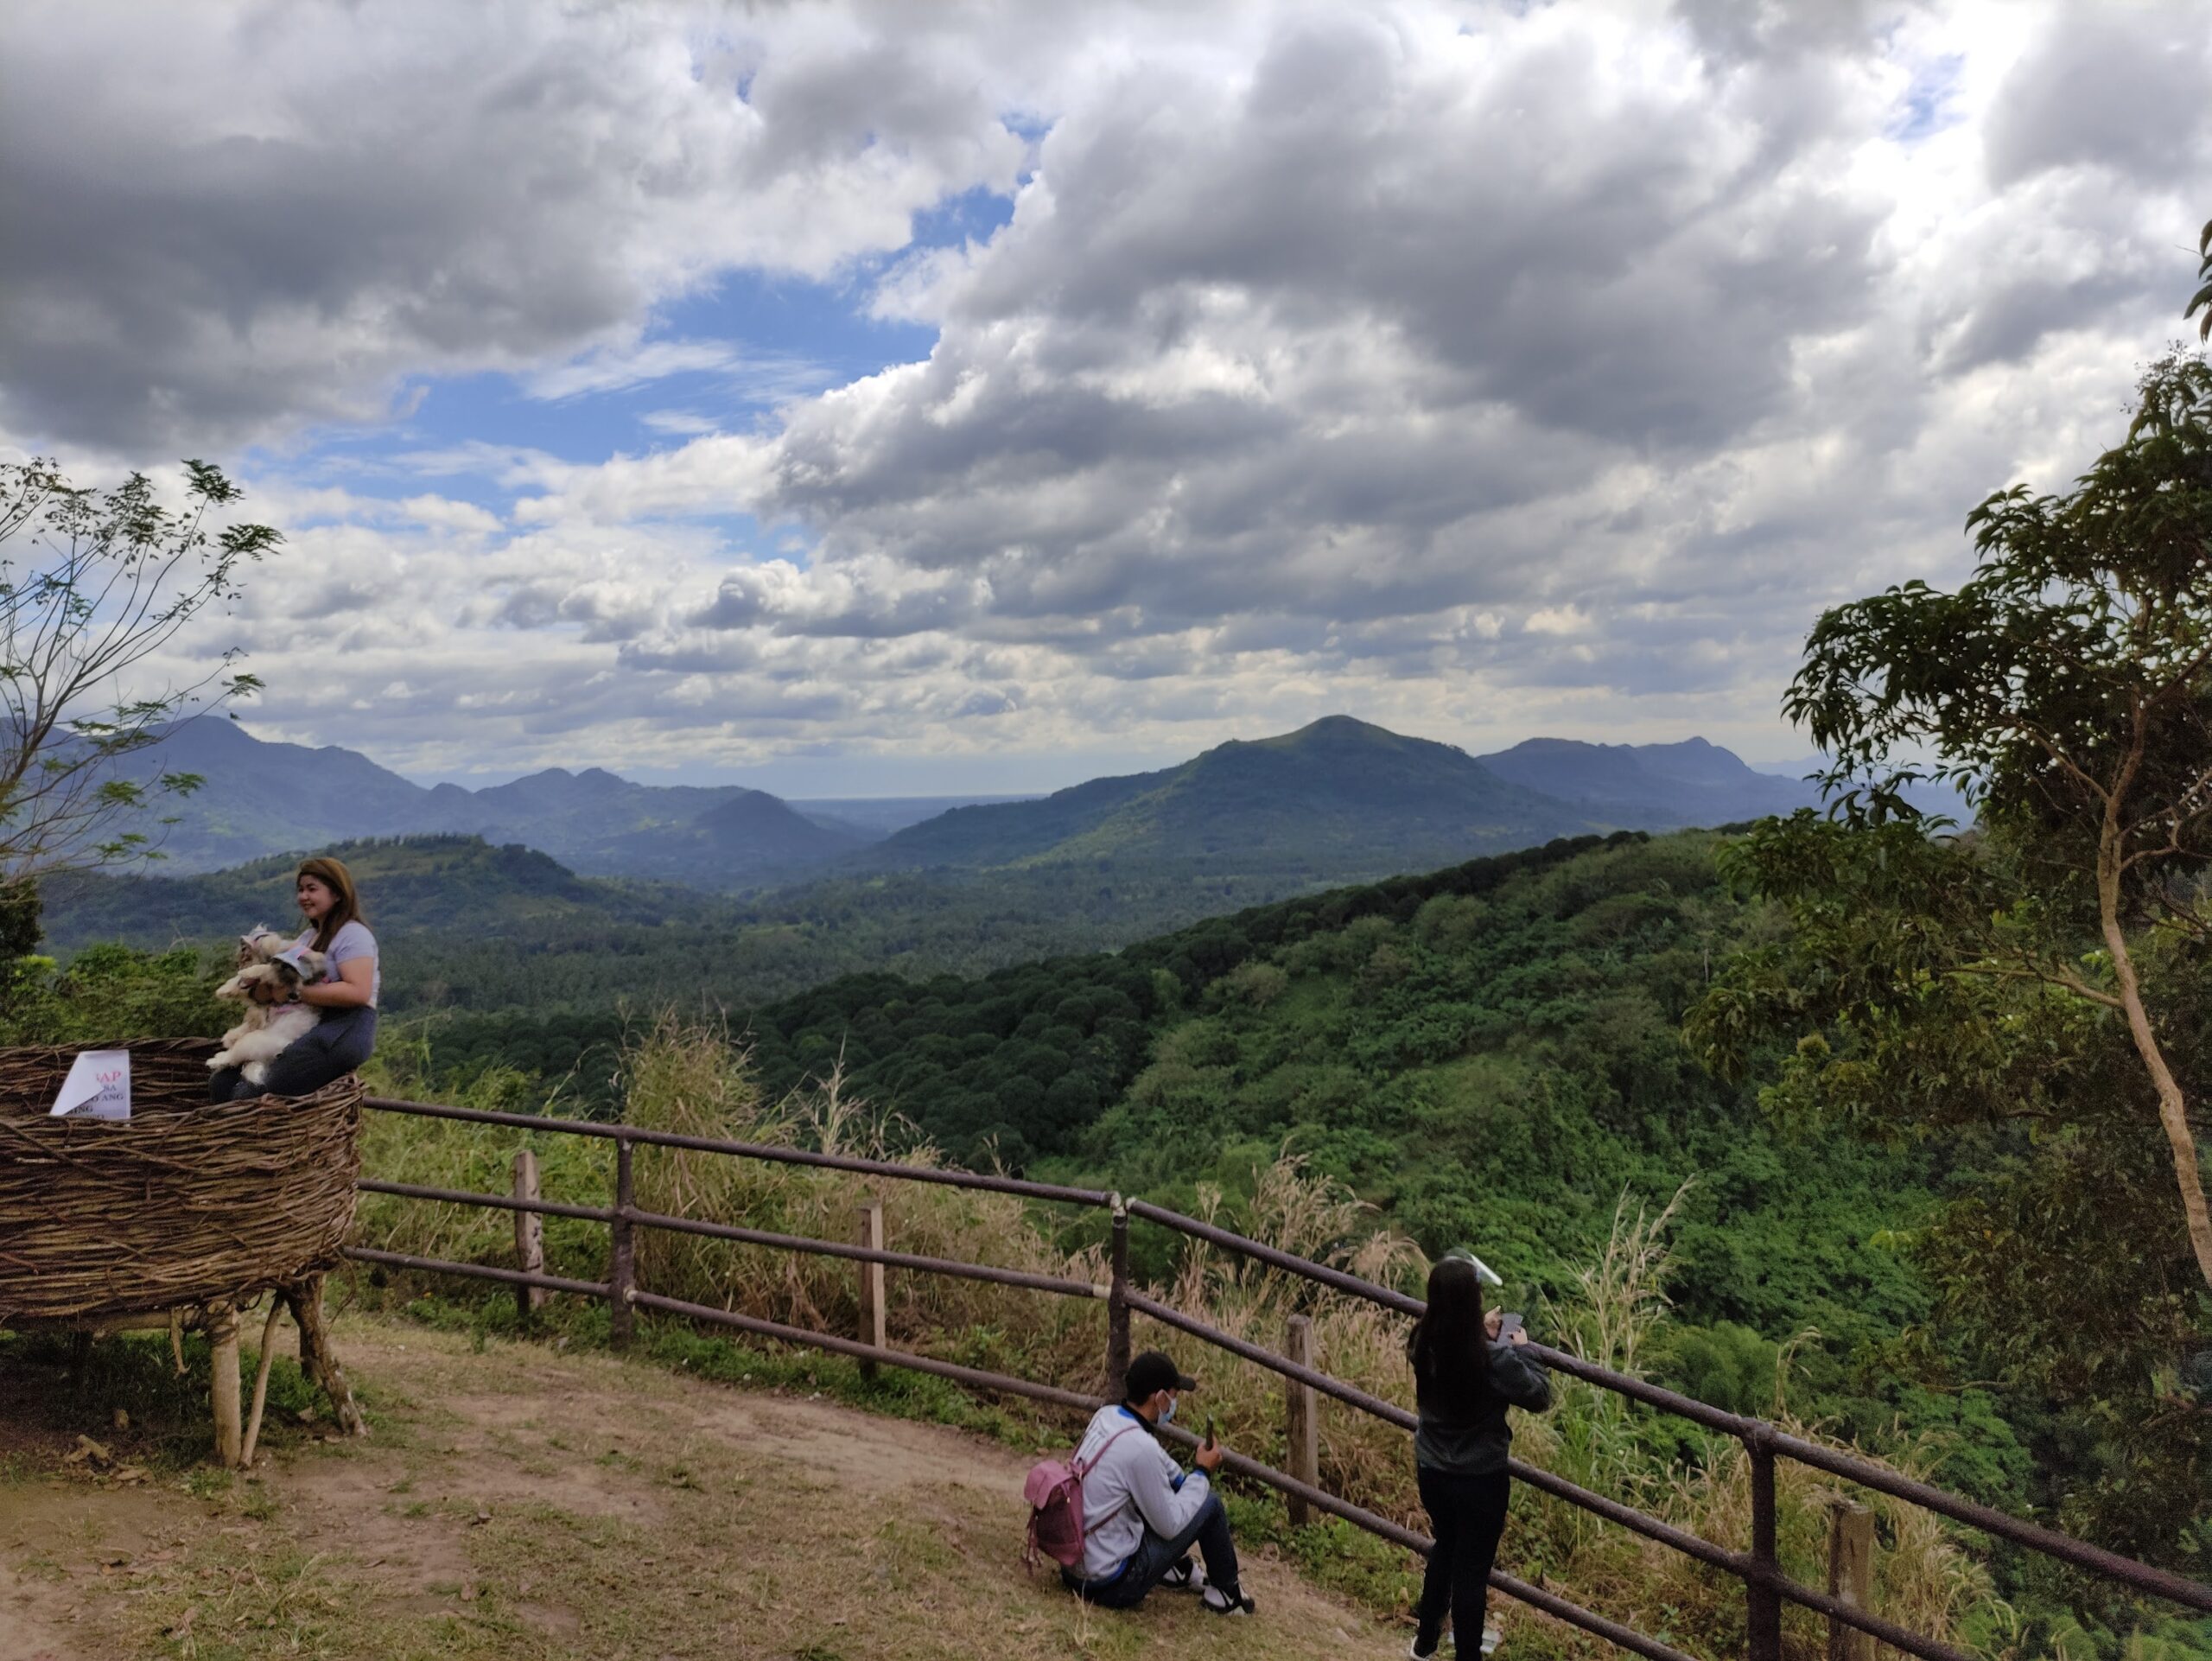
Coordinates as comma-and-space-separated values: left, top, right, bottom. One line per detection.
1159, 1558, 1205, 1593
1202, 1584, 1255, 1616
1478, 1631, 1499, 1656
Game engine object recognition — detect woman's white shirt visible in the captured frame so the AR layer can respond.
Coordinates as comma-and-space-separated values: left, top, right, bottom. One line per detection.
296, 920, 379, 1009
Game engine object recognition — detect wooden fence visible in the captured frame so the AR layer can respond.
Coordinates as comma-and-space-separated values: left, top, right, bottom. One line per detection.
347, 1094, 2212, 1661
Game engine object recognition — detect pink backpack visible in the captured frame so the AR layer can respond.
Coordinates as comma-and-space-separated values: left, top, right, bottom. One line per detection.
1023, 1423, 1140, 1573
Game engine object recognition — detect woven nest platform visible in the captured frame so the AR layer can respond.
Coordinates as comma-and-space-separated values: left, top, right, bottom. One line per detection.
0, 1037, 367, 1462
0, 1037, 363, 1322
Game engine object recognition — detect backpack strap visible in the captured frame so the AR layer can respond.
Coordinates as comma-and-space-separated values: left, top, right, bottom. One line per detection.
1073, 1422, 1142, 1481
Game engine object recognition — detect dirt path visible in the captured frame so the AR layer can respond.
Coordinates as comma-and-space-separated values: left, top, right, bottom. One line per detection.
1, 1316, 1394, 1660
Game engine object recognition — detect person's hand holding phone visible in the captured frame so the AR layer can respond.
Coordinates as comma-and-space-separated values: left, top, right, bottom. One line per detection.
1194, 1416, 1224, 1473
1484, 1308, 1503, 1340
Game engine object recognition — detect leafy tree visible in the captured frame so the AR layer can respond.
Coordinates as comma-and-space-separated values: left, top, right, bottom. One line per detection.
1726, 346, 2212, 1293
0, 458, 276, 884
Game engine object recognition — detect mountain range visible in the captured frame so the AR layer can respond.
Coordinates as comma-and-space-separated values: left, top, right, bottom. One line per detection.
111, 714, 1829, 888
116, 719, 1005, 883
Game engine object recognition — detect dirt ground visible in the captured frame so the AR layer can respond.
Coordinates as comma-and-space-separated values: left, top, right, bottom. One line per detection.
0, 1315, 1397, 1661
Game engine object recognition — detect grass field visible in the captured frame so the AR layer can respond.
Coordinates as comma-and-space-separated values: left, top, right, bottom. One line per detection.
0, 1312, 1461, 1661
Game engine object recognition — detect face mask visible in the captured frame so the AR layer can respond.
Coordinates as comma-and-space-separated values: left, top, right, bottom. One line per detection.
1159, 1394, 1178, 1425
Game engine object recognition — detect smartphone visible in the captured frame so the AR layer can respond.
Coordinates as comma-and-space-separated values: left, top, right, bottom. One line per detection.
1204, 1415, 1217, 1448
1496, 1313, 1525, 1340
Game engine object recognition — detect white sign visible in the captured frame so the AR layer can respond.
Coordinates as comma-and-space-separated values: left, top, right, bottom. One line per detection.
49, 1049, 130, 1121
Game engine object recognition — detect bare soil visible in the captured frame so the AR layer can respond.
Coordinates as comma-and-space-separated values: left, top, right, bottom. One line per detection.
1, 1316, 1393, 1660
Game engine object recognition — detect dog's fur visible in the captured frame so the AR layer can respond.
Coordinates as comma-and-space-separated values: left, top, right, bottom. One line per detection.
210, 926, 326, 1086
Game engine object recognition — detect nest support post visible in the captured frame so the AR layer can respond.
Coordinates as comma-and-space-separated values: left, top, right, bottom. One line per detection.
282, 1275, 365, 1438
207, 1300, 243, 1467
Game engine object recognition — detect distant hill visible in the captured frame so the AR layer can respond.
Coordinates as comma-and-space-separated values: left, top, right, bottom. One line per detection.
115, 716, 1840, 891
1473, 736, 1825, 827
788, 795, 1039, 836
113, 720, 874, 886
37, 835, 694, 953
861, 716, 1603, 874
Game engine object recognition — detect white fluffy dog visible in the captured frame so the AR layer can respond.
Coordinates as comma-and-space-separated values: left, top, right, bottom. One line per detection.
210, 928, 327, 1087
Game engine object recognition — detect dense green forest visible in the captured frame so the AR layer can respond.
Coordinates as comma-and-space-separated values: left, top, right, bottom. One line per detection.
41, 834, 1348, 1019
13, 823, 2207, 1651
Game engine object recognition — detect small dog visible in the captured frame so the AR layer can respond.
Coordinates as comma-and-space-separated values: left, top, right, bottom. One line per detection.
210, 936, 327, 1087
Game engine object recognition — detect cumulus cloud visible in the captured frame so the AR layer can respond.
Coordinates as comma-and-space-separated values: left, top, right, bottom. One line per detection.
0, 0, 1026, 453
10, 0, 2211, 785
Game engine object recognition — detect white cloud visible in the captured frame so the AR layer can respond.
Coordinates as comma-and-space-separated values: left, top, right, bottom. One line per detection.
13, 0, 2212, 787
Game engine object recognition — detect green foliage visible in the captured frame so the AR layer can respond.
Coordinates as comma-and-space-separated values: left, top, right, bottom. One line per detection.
1688, 347, 2212, 1574
0, 456, 277, 880
0, 939, 226, 1046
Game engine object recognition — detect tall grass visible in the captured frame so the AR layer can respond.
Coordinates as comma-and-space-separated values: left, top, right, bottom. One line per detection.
350, 1016, 2007, 1659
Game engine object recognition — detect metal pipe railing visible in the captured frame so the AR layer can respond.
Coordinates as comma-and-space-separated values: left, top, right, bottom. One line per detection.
352, 1092, 2212, 1655
363, 1096, 1116, 1208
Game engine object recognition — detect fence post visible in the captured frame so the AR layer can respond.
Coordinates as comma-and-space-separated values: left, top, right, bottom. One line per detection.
1746, 1428, 1783, 1661
512, 1149, 545, 1324
1106, 1197, 1131, 1400
1827, 1501, 1876, 1661
609, 1133, 636, 1350
855, 1200, 887, 1381
1284, 1313, 1319, 1526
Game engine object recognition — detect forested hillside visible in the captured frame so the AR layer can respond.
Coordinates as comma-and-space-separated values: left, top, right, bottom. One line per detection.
859, 715, 1600, 871
734, 830, 2011, 1477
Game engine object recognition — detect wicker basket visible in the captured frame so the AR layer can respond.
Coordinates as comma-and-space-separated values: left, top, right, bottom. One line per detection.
0, 1038, 364, 1324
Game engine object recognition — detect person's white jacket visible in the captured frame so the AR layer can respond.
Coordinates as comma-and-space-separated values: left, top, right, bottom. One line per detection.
1072, 1403, 1211, 1580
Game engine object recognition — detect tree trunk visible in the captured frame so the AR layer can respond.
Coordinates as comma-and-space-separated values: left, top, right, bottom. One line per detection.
2099, 814, 2212, 1295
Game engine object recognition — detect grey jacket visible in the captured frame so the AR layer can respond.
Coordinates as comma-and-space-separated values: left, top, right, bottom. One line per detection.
1413, 1340, 1553, 1475
1071, 1404, 1212, 1580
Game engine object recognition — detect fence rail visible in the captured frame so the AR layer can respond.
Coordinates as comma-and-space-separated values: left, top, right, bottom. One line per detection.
350, 1093, 2212, 1660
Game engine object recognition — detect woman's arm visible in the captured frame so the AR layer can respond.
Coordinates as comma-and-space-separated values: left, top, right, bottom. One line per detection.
300, 958, 374, 1009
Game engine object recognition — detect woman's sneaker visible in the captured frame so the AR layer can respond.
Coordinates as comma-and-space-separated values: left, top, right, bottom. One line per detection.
1202, 1584, 1255, 1616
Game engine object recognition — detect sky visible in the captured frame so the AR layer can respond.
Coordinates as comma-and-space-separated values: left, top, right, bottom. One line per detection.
1, 0, 2207, 796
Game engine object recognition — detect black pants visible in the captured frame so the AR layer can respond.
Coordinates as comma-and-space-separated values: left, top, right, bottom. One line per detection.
1063, 1492, 1240, 1608
209, 1005, 378, 1103
1415, 1466, 1510, 1653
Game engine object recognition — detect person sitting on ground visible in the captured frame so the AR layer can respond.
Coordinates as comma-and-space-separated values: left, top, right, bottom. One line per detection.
1062, 1349, 1256, 1616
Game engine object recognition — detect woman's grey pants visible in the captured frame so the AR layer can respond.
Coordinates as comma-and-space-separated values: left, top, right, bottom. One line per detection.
208, 1004, 378, 1103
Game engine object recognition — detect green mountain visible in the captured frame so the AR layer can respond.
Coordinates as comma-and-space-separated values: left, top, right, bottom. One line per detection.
111, 719, 874, 885
862, 716, 1600, 872
38, 836, 692, 951
1474, 736, 1824, 825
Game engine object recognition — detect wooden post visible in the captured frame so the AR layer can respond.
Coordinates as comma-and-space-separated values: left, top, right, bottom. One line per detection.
609, 1134, 636, 1350
512, 1149, 545, 1323
283, 1276, 364, 1436
855, 1200, 886, 1381
1284, 1313, 1319, 1527
207, 1300, 242, 1467
1827, 1502, 1877, 1661
1745, 1430, 1783, 1661
1105, 1200, 1131, 1401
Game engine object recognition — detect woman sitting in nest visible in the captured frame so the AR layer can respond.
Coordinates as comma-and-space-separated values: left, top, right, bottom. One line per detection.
209, 856, 379, 1103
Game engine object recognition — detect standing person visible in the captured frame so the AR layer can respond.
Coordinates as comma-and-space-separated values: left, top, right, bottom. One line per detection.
1063, 1349, 1257, 1616
1407, 1254, 1551, 1659
210, 856, 379, 1102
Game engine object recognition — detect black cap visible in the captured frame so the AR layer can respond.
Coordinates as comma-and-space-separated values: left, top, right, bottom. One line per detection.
1124, 1350, 1198, 1402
